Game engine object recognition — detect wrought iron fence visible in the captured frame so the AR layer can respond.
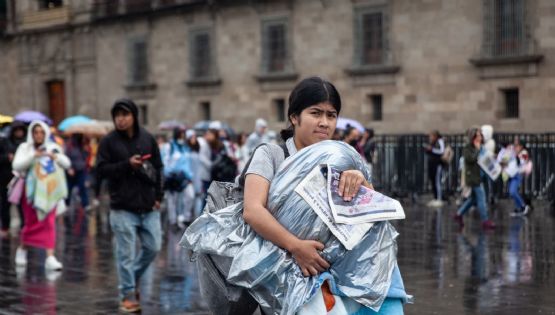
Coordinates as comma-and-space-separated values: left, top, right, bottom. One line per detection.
372, 133, 555, 205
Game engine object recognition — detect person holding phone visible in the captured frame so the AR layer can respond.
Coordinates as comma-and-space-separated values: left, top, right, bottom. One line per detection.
96, 98, 163, 313
454, 127, 496, 230
12, 120, 71, 271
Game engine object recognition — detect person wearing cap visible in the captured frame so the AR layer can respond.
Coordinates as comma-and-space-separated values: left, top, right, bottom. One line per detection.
245, 118, 271, 156
96, 98, 163, 313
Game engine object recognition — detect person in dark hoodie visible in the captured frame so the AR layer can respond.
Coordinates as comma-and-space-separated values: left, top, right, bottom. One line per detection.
0, 121, 27, 237
96, 98, 163, 313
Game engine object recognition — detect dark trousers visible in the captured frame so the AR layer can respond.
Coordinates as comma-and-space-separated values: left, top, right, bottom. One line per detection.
66, 170, 89, 208
0, 186, 9, 230
1, 186, 24, 230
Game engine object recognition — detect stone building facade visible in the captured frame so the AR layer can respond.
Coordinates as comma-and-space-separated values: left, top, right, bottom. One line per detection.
0, 0, 553, 134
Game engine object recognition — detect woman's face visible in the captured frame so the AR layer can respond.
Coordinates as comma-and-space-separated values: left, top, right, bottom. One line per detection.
291, 102, 338, 149
192, 136, 198, 144
32, 125, 45, 145
474, 131, 483, 143
204, 130, 217, 143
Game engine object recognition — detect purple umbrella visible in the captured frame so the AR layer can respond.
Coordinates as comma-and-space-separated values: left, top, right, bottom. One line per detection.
158, 119, 187, 131
14, 111, 52, 125
336, 117, 365, 132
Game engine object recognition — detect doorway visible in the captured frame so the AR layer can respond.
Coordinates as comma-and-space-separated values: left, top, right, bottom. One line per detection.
47, 80, 65, 126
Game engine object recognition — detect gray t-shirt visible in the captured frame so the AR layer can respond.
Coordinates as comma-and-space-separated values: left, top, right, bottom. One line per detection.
244, 137, 297, 182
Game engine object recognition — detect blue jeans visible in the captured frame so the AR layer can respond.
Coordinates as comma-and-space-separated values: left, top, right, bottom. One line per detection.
110, 209, 162, 300
457, 185, 489, 221
508, 175, 525, 209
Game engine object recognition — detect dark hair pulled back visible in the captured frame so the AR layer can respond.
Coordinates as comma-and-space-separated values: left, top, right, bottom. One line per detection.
280, 76, 342, 141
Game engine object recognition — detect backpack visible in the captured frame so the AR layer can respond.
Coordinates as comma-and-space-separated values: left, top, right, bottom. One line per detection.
164, 171, 189, 192
211, 150, 239, 183
441, 145, 454, 165
197, 143, 289, 314
205, 143, 289, 213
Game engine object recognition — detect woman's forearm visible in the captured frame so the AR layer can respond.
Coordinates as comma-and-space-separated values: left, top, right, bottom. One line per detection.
243, 204, 300, 252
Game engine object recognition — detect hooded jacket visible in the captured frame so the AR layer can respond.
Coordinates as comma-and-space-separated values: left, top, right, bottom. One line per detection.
463, 127, 483, 187
12, 120, 71, 172
96, 98, 163, 212
481, 125, 495, 154
12, 120, 71, 216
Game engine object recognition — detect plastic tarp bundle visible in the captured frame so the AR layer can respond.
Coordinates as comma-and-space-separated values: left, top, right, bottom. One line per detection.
180, 141, 399, 315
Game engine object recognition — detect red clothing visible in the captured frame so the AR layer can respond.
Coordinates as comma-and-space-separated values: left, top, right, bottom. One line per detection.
20, 193, 56, 250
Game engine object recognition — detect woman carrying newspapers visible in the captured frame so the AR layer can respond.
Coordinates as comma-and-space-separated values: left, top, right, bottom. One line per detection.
181, 77, 409, 315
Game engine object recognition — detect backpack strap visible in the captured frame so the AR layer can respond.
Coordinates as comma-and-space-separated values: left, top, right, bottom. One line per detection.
279, 143, 290, 159
238, 142, 289, 187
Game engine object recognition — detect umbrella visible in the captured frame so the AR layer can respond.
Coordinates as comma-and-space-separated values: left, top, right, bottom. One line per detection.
0, 114, 13, 124
194, 120, 236, 138
336, 117, 365, 132
58, 115, 92, 131
65, 120, 113, 137
14, 111, 52, 125
158, 119, 187, 131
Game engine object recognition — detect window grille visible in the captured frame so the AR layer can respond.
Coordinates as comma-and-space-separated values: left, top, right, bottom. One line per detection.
128, 38, 148, 84
190, 32, 212, 79
261, 19, 290, 74
484, 0, 527, 57
361, 12, 384, 65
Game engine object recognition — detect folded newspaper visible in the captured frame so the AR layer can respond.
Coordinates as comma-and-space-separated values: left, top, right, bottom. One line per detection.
295, 164, 405, 250
478, 151, 502, 181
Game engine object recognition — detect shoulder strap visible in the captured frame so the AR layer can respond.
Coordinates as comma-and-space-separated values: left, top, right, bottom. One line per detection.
279, 142, 290, 159
238, 142, 289, 187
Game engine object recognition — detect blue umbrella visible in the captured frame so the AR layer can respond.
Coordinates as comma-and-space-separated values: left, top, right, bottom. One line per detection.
14, 110, 52, 125
58, 115, 92, 131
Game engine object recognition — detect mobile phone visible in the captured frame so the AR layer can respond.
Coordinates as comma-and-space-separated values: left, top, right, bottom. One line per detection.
141, 154, 152, 160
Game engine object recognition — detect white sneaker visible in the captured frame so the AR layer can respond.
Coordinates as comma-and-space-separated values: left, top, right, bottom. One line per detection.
15, 247, 27, 266
427, 199, 444, 207
45, 269, 62, 281
45, 256, 63, 270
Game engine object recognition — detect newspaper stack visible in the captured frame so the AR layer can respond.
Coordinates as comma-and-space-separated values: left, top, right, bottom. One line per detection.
295, 164, 405, 250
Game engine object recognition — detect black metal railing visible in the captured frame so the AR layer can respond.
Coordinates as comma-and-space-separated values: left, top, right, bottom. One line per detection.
372, 133, 555, 204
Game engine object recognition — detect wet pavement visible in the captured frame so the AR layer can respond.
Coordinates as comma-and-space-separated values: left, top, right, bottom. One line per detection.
1, 197, 554, 314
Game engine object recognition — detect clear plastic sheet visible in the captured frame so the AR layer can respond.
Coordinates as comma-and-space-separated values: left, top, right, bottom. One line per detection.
180, 141, 399, 315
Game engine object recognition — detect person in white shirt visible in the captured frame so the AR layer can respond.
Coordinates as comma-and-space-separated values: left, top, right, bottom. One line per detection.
245, 118, 270, 156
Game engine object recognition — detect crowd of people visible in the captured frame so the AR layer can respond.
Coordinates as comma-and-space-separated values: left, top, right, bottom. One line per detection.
423, 125, 534, 231
0, 75, 537, 314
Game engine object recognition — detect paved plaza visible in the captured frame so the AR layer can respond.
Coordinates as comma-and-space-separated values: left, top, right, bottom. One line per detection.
1, 198, 554, 315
